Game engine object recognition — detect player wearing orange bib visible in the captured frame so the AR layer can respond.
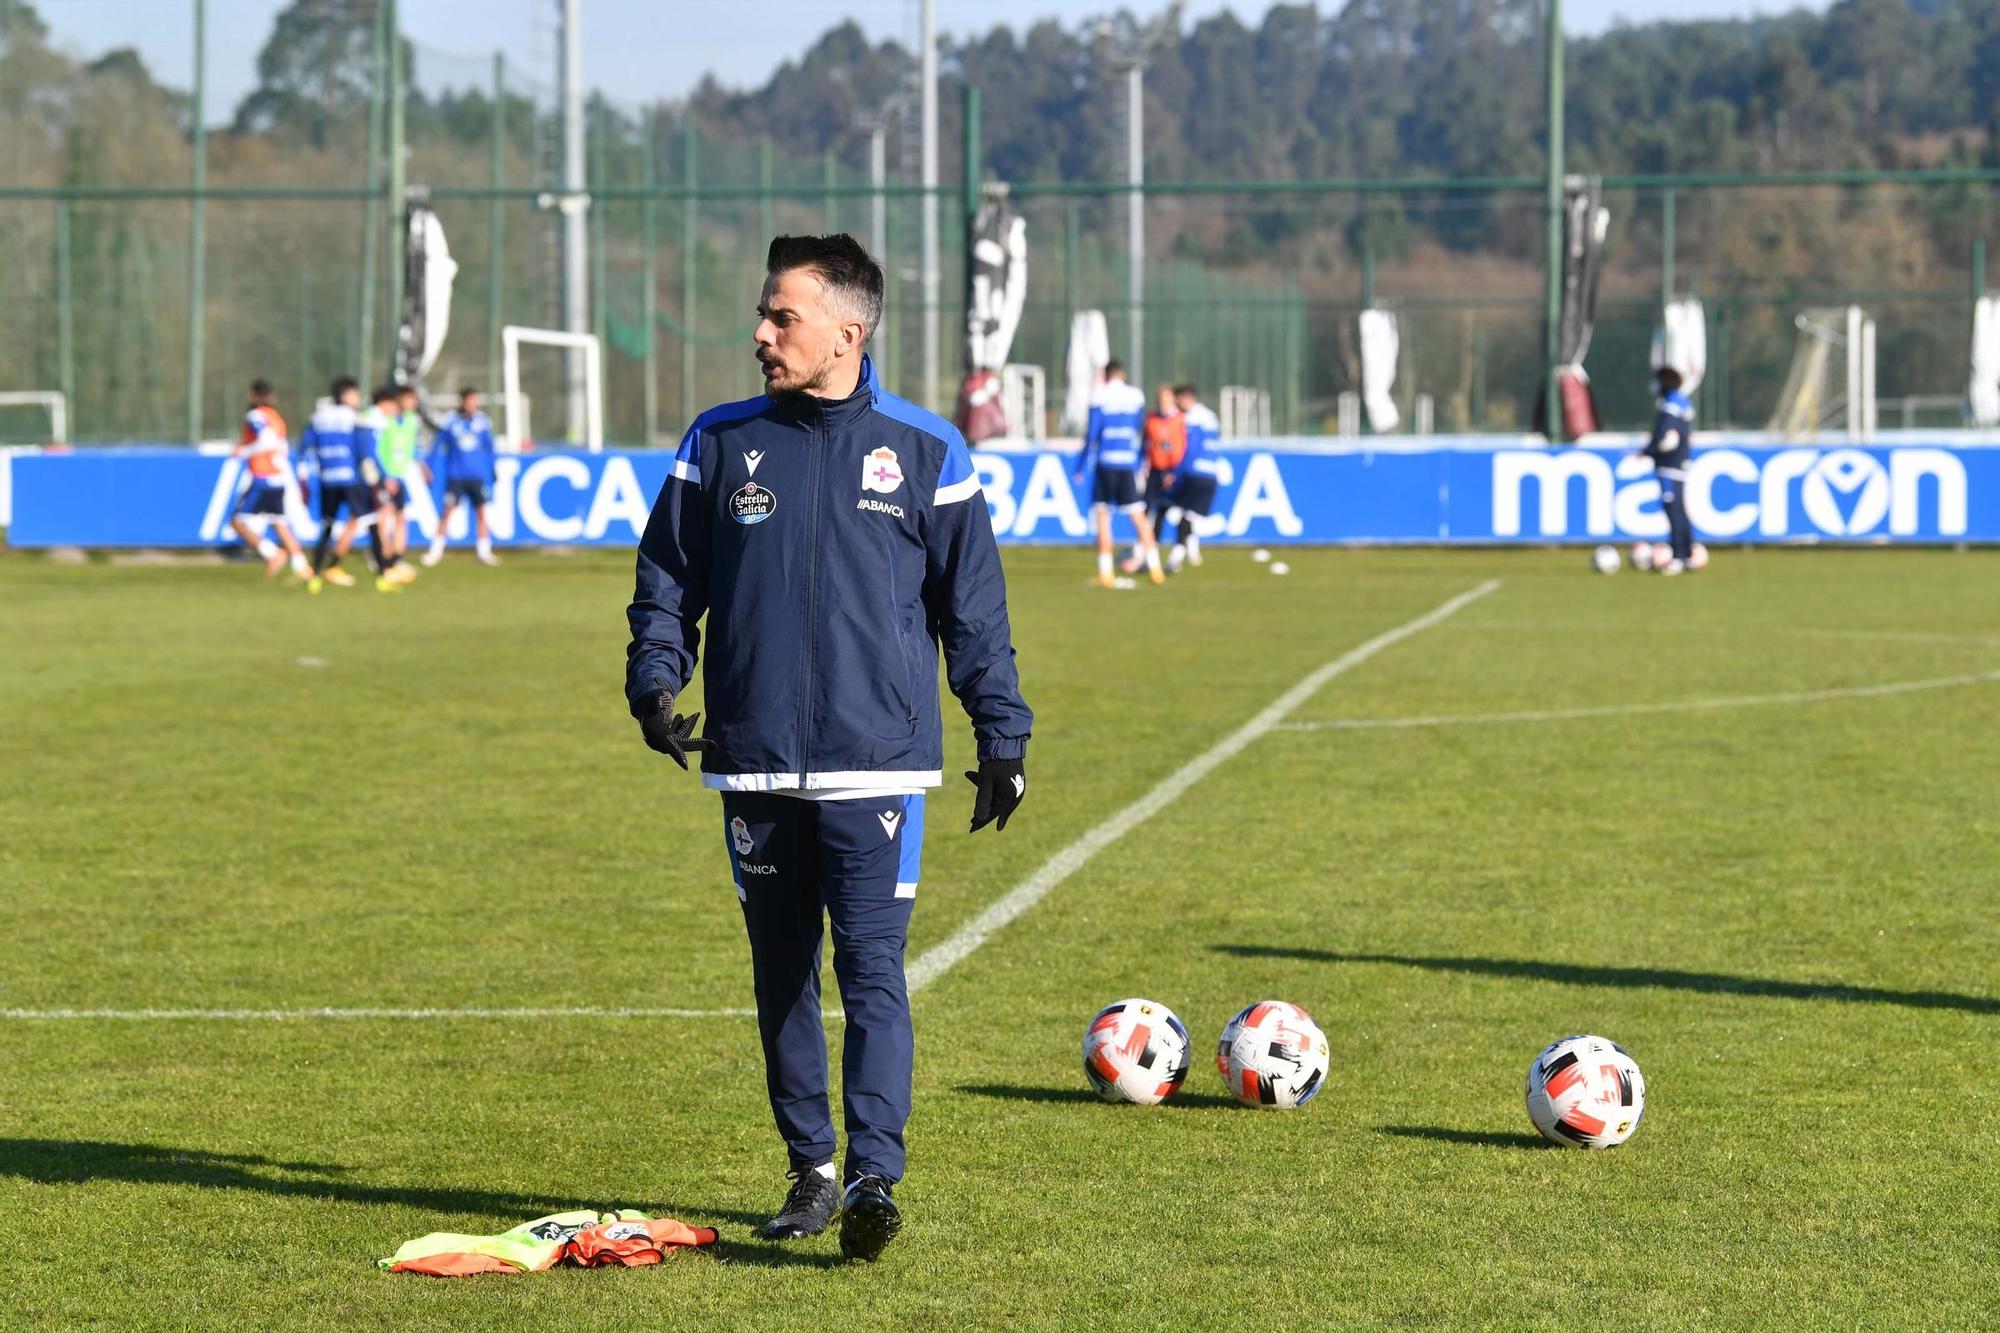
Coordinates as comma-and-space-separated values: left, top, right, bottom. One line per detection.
229, 379, 309, 579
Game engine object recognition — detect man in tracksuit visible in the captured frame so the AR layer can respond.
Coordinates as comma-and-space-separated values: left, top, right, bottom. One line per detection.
1073, 361, 1164, 587
625, 234, 1032, 1263
1639, 367, 1695, 575
422, 390, 500, 567
1166, 383, 1223, 573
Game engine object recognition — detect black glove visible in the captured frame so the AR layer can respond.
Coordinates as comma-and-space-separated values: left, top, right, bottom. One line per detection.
635, 679, 711, 770
964, 756, 1026, 833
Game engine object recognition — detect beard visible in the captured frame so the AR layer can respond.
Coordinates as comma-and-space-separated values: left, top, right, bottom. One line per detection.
760, 343, 839, 396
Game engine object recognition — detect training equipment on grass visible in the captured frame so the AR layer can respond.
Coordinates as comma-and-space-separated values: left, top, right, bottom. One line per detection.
1216, 1000, 1329, 1108
1525, 1034, 1646, 1148
1687, 541, 1710, 570
1591, 545, 1621, 574
1082, 998, 1192, 1104
1630, 542, 1656, 571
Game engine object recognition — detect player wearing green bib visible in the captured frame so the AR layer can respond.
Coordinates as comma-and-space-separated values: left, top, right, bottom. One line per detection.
373, 385, 424, 582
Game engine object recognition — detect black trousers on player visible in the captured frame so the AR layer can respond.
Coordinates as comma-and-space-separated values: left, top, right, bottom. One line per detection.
723, 791, 925, 1184
1658, 468, 1692, 562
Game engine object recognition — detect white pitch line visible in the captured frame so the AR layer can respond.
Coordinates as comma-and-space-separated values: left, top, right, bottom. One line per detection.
1273, 670, 2000, 734
0, 1006, 775, 1022
10, 582, 1501, 1024
903, 579, 1503, 994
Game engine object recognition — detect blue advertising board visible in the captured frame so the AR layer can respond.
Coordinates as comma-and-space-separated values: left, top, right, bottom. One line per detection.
8, 436, 1998, 548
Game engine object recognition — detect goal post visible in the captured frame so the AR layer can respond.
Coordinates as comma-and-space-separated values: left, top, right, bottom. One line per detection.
500, 326, 603, 452
0, 391, 69, 445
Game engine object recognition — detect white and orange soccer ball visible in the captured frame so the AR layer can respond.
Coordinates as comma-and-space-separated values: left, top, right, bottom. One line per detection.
1082, 998, 1192, 1105
1216, 1000, 1330, 1109
1630, 542, 1656, 571
1525, 1034, 1646, 1148
1591, 545, 1622, 575
1687, 541, 1710, 570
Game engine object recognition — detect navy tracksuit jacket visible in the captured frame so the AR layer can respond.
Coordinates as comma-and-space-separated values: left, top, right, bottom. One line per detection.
626, 354, 1031, 1183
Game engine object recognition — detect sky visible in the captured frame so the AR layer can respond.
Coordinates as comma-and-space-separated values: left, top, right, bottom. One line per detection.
33, 0, 1829, 118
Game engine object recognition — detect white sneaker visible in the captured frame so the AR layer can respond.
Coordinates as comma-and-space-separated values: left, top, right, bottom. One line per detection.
1660, 559, 1685, 576
420, 548, 443, 568
476, 550, 501, 567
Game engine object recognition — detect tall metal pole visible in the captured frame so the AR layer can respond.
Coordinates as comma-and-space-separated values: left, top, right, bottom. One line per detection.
387, 0, 406, 374
1974, 235, 1987, 304
680, 117, 697, 430
824, 150, 838, 232
759, 136, 774, 244
358, 0, 385, 383
1543, 0, 1565, 443
642, 108, 658, 445
560, 0, 588, 436
185, 0, 207, 443
591, 97, 608, 371
488, 51, 505, 390
961, 84, 980, 387
1661, 186, 1676, 308
920, 0, 939, 411
55, 199, 73, 412
868, 124, 887, 260
1126, 60, 1145, 386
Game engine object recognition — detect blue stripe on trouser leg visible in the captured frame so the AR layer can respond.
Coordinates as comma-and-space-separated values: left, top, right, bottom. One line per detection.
818, 796, 921, 1184
724, 792, 838, 1172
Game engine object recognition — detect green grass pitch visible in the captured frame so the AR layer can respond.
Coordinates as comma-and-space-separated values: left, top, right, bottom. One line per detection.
1, 544, 1996, 1328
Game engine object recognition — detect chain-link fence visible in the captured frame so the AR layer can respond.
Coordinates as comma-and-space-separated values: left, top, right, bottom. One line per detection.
2, 14, 1995, 445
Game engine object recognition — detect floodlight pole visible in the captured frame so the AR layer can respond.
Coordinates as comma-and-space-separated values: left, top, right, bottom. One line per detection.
1543, 0, 1565, 443
920, 0, 939, 411
185, 0, 206, 444
387, 0, 406, 374
1125, 58, 1145, 387
867, 121, 887, 261
560, 0, 588, 439
488, 51, 505, 391
358, 2, 386, 384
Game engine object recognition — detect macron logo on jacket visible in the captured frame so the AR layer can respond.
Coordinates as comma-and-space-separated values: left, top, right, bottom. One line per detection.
627, 354, 1031, 797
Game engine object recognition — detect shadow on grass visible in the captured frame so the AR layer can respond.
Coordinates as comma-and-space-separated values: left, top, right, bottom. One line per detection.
1212, 946, 2000, 1016
956, 1083, 1242, 1110
711, 1239, 850, 1271
0, 1139, 768, 1229
1376, 1125, 1550, 1150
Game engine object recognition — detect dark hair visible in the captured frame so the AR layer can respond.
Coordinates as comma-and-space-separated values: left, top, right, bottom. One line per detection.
1105, 359, 1126, 377
248, 379, 273, 398
373, 385, 400, 405
1656, 367, 1684, 392
459, 387, 480, 401
330, 375, 359, 398
1173, 383, 1197, 397
765, 233, 884, 342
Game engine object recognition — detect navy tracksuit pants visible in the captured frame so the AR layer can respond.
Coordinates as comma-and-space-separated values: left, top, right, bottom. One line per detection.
723, 791, 925, 1184
1658, 467, 1693, 562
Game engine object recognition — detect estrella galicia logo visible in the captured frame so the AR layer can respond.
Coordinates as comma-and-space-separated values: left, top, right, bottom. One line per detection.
1800, 449, 1891, 536
730, 815, 754, 856
730, 480, 776, 525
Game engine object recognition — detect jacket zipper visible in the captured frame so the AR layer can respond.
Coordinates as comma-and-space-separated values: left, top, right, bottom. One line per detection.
798, 399, 826, 789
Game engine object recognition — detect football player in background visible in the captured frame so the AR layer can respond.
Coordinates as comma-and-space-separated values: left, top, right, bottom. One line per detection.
1073, 360, 1164, 587
422, 388, 500, 567
1637, 367, 1695, 575
298, 376, 393, 593
1165, 384, 1223, 574
228, 379, 310, 579
1126, 383, 1185, 575
371, 384, 423, 583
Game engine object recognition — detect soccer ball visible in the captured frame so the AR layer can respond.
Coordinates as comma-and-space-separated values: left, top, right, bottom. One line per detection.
1630, 542, 1656, 571
1687, 541, 1710, 570
1217, 1000, 1330, 1109
1082, 998, 1192, 1105
1525, 1034, 1646, 1148
1590, 545, 1621, 575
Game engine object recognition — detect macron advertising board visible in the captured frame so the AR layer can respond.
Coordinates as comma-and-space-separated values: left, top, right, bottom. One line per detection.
7, 435, 1997, 548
